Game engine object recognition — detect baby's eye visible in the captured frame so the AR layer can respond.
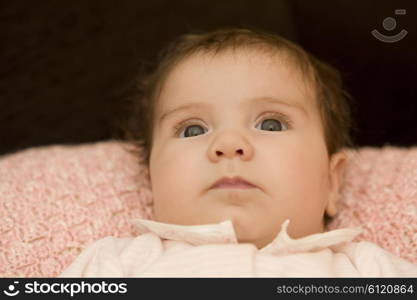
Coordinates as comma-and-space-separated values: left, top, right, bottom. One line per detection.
179, 124, 207, 138
256, 118, 288, 131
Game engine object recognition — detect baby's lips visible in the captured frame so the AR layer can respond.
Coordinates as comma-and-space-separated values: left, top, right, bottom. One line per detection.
210, 176, 257, 189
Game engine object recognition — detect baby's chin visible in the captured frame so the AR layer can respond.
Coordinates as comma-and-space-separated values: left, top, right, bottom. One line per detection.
153, 211, 277, 248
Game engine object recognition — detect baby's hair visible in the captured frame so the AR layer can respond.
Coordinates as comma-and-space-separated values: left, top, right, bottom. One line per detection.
114, 27, 358, 225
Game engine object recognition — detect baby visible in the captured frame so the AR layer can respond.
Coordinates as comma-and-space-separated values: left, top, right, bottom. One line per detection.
59, 27, 417, 277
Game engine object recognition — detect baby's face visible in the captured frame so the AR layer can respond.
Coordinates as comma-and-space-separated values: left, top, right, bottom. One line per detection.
149, 49, 346, 248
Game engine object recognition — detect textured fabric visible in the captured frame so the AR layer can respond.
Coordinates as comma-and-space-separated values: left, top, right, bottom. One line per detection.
0, 141, 416, 277
0, 141, 153, 277
326, 147, 417, 264
59, 218, 417, 277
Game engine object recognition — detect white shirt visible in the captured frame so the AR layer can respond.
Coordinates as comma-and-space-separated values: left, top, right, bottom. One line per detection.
59, 218, 417, 277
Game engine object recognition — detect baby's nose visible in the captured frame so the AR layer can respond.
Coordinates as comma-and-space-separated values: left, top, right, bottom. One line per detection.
207, 131, 254, 162
215, 148, 244, 158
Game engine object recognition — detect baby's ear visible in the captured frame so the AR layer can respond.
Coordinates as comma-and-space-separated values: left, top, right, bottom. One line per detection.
325, 150, 348, 217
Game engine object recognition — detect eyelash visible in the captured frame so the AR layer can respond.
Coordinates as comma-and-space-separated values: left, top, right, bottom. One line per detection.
173, 111, 293, 137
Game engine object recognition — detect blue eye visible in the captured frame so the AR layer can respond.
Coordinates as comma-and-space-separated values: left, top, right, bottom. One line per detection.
179, 124, 207, 138
257, 119, 284, 131
174, 112, 291, 138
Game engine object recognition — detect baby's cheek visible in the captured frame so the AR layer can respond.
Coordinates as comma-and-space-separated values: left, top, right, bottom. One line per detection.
151, 156, 197, 199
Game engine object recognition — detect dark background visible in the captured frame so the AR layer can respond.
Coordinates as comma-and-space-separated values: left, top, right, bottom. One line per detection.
1, 0, 416, 156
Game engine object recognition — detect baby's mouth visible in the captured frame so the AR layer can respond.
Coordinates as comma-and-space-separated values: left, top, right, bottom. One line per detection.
210, 176, 257, 189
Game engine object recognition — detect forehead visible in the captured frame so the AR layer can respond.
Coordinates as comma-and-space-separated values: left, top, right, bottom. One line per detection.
156, 49, 317, 116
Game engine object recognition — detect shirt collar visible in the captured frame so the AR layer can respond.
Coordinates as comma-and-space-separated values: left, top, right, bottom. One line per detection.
129, 218, 362, 255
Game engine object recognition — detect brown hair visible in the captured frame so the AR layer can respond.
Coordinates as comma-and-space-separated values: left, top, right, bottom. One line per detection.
115, 27, 357, 169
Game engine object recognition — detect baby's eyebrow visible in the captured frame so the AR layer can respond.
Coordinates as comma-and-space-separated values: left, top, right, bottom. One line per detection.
159, 96, 307, 124
248, 97, 307, 115
159, 102, 210, 124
